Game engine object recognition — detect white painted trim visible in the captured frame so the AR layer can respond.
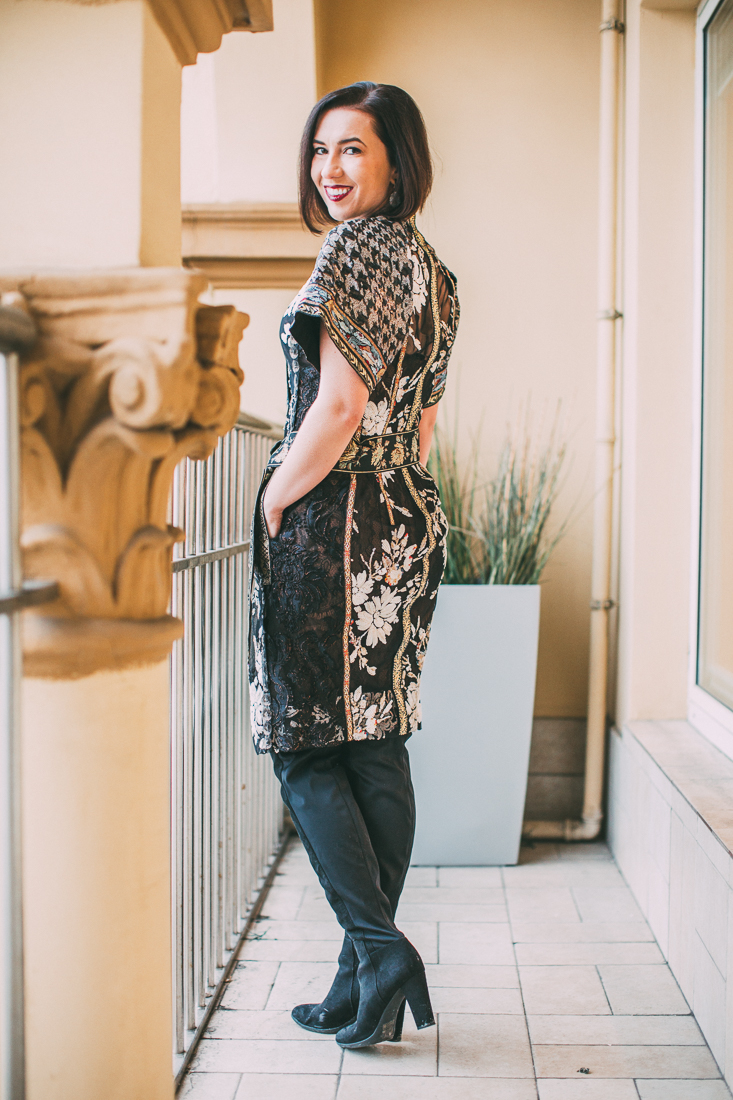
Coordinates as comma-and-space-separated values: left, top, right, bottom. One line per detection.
689, 684, 733, 758
687, 0, 733, 758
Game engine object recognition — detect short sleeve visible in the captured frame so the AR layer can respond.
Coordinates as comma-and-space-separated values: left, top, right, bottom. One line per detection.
289, 217, 414, 392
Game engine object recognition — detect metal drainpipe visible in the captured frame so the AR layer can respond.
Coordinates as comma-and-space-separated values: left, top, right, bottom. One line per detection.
523, 0, 623, 843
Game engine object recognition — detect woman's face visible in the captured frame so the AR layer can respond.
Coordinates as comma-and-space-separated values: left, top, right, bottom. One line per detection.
311, 108, 396, 223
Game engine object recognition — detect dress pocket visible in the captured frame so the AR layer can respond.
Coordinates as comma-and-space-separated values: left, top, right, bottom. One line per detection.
253, 471, 274, 584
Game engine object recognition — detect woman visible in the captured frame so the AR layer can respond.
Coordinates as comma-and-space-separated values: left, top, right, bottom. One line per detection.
248, 81, 459, 1049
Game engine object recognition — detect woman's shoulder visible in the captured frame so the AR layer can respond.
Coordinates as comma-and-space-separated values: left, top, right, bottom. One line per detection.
312, 216, 413, 307
318, 216, 412, 271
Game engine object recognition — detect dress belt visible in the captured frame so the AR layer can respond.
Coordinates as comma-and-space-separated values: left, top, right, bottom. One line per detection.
267, 428, 421, 475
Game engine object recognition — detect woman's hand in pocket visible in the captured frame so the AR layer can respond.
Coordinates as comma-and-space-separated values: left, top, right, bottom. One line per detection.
264, 490, 283, 539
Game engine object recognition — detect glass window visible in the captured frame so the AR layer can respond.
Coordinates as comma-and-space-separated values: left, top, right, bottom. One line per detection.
699, 0, 733, 708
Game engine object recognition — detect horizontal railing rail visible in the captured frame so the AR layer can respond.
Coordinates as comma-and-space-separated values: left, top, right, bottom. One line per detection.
169, 411, 286, 1085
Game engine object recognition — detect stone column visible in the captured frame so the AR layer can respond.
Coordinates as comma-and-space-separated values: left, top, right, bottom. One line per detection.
4, 269, 246, 1100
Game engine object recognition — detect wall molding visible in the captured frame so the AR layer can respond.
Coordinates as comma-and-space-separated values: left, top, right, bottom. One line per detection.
182, 203, 320, 290
185, 256, 316, 290
147, 0, 273, 66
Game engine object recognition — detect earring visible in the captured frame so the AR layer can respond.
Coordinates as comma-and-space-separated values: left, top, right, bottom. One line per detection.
389, 185, 400, 209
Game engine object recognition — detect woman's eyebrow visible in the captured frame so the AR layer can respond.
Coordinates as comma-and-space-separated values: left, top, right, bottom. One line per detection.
313, 136, 366, 147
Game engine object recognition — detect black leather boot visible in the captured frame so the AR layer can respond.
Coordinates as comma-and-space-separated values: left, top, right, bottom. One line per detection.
291, 934, 358, 1034
335, 937, 434, 1049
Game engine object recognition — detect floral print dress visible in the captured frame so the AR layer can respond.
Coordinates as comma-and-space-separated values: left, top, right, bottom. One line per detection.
249, 214, 459, 755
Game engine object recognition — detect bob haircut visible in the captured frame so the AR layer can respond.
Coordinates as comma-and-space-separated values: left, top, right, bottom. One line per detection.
298, 82, 433, 233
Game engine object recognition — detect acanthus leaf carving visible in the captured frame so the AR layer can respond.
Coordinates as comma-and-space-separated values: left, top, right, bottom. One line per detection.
0, 269, 249, 678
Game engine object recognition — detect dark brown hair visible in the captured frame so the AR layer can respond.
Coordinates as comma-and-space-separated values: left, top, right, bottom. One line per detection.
298, 82, 433, 233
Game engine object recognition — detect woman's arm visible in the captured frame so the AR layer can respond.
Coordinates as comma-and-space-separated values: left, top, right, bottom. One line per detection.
263, 322, 369, 537
419, 402, 440, 466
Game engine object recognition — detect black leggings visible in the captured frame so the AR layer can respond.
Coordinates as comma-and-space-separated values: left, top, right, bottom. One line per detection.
271, 737, 415, 952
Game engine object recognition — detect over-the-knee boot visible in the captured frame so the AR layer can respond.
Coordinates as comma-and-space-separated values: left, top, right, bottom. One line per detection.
284, 739, 416, 1036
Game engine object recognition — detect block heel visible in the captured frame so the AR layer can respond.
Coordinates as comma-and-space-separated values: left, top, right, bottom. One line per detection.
388, 998, 406, 1042
402, 970, 435, 1030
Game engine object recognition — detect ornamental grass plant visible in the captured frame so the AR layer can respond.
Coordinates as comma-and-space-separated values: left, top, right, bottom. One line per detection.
429, 413, 568, 585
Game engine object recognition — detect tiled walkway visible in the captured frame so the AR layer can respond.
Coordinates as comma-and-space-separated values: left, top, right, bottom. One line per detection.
182, 837, 732, 1100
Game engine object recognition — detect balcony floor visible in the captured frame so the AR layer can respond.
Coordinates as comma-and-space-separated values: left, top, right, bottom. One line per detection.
182, 837, 731, 1100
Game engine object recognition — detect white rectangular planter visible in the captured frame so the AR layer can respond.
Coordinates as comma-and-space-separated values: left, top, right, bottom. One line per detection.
410, 584, 540, 866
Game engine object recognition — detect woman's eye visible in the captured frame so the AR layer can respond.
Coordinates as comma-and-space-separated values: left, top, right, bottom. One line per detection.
313, 146, 327, 156
344, 146, 361, 155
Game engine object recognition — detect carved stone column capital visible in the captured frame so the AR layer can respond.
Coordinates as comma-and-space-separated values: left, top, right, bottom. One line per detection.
0, 269, 248, 678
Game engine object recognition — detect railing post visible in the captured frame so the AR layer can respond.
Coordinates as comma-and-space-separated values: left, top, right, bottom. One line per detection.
0, 299, 33, 1100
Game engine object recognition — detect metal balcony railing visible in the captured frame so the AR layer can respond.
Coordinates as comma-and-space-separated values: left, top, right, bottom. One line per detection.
0, 300, 58, 1100
169, 411, 287, 1084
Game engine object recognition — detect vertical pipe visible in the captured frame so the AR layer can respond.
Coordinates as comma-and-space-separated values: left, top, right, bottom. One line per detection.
581, 0, 623, 836
522, 1, 624, 842
0, 348, 25, 1100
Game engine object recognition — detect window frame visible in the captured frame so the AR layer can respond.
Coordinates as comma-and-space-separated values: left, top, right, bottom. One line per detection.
688, 0, 733, 759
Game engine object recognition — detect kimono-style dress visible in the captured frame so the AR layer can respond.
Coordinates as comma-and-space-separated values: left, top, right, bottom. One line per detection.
249, 214, 459, 755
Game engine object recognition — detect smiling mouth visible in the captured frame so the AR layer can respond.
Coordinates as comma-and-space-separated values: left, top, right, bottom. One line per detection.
323, 185, 353, 202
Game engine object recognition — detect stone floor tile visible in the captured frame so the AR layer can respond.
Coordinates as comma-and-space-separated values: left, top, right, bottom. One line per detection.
220, 962, 280, 1010
398, 921, 438, 963
251, 919, 341, 941
572, 887, 645, 923
273, 863, 319, 886
402, 886, 506, 905
405, 865, 438, 887
180, 839, 731, 1100
503, 864, 624, 889
556, 842, 614, 862
527, 1014, 705, 1045
598, 964, 690, 1015
341, 1014, 437, 1076
265, 961, 341, 1011
432, 986, 524, 1014
512, 922, 654, 943
426, 963, 519, 988
537, 1081, 639, 1099
533, 1044, 720, 1078
438, 923, 515, 965
258, 885, 306, 921
240, 939, 341, 962
298, 900, 343, 921
636, 1081, 733, 1099
505, 887, 581, 923
337, 1077, 537, 1099
519, 966, 610, 1015
438, 1013, 534, 1077
516, 843, 561, 864
178, 1073, 241, 1100
232, 1074, 338, 1099
192, 1038, 342, 1074
515, 941, 663, 966
397, 902, 508, 923
205, 1009, 331, 1041
438, 866, 503, 889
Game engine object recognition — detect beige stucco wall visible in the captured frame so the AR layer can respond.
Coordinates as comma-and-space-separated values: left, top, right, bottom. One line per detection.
181, 0, 317, 424
0, 0, 181, 268
181, 0, 317, 204
616, 2, 696, 724
314, 0, 601, 718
